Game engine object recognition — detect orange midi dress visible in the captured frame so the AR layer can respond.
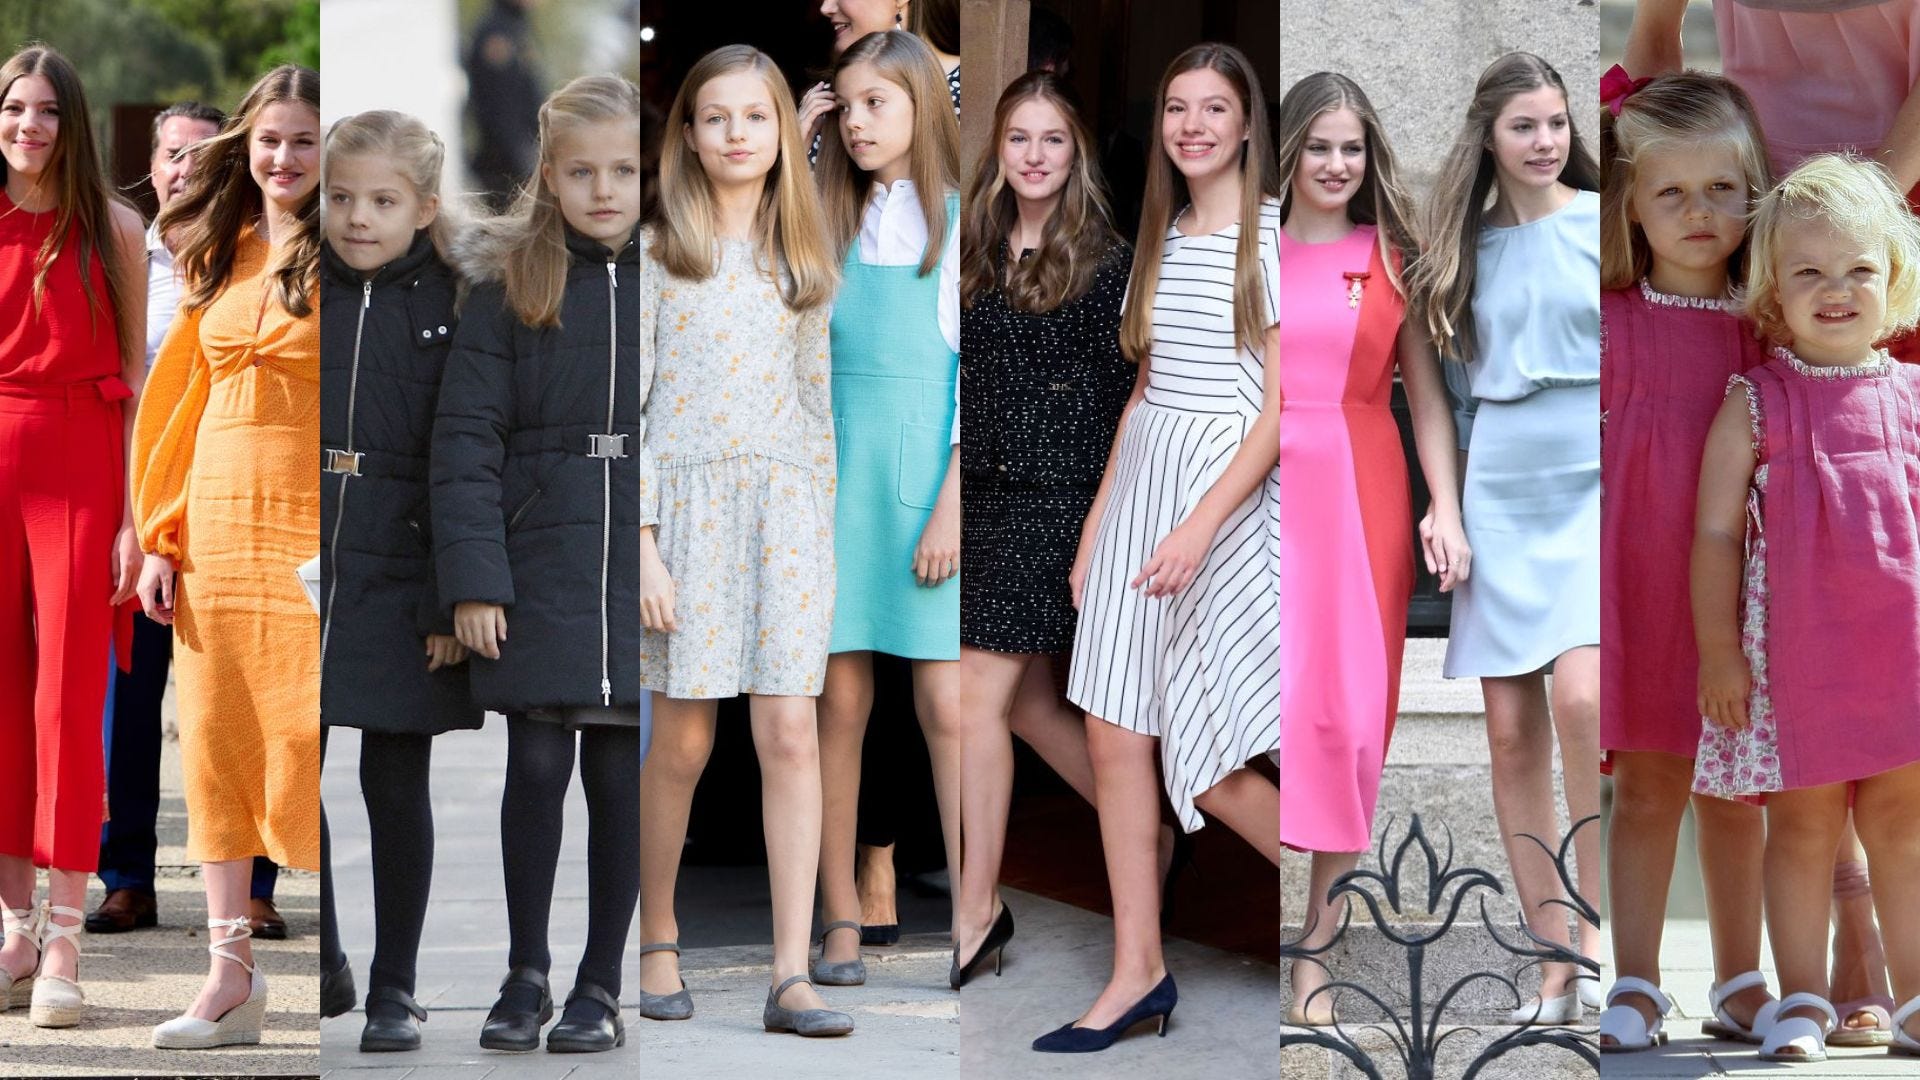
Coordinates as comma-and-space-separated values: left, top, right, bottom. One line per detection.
131, 229, 320, 869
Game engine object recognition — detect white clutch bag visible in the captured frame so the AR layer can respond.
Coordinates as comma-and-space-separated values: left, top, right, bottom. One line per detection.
297, 555, 321, 614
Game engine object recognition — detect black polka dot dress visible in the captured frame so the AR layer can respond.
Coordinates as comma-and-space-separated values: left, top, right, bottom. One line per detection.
960, 238, 1134, 654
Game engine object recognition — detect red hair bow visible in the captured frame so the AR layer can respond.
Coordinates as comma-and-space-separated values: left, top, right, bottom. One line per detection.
1602, 64, 1651, 117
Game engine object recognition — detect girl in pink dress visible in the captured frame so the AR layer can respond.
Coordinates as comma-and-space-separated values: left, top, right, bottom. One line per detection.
1595, 70, 1777, 1053
1691, 154, 1920, 1063
1276, 71, 1468, 1027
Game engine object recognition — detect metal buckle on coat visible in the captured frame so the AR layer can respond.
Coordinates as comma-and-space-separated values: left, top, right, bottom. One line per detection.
587, 433, 628, 459
322, 449, 364, 476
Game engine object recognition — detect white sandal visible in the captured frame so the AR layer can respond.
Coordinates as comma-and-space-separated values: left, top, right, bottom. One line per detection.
1598, 977, 1671, 1053
1759, 992, 1837, 1063
151, 916, 269, 1049
0, 904, 40, 1011
1701, 969, 1779, 1044
29, 904, 86, 1028
1893, 995, 1920, 1058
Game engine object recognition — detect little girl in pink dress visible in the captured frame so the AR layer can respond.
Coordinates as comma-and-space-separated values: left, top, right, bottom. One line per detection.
1691, 153, 1920, 1064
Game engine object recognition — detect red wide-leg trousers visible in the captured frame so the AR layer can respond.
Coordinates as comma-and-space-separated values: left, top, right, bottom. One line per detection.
0, 381, 123, 872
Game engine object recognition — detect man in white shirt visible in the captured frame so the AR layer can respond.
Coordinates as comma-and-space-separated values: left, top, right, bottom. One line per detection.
92, 101, 309, 938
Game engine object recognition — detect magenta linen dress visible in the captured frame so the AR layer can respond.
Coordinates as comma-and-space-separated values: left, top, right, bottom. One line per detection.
1277, 227, 1415, 854
1600, 283, 1767, 763
1694, 350, 1920, 797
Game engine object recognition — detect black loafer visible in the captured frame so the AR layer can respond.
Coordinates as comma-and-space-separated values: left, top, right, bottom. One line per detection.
360, 986, 427, 1052
547, 982, 625, 1053
478, 966, 553, 1052
322, 959, 357, 1020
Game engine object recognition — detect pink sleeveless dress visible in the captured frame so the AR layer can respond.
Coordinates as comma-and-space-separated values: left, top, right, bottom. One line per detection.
1600, 283, 1767, 764
1694, 350, 1920, 797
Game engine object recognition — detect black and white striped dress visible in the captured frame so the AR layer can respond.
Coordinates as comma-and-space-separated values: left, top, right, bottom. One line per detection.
1066, 197, 1282, 833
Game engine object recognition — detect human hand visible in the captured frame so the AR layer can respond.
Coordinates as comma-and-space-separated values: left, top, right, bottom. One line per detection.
136, 552, 176, 625
425, 633, 469, 671
453, 601, 508, 660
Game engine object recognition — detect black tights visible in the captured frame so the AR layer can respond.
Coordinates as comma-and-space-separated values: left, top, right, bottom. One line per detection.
320, 729, 437, 996
502, 716, 640, 996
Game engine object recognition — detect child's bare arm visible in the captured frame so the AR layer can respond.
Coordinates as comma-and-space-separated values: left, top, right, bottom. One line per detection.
1692, 384, 1759, 729
1623, 0, 1688, 77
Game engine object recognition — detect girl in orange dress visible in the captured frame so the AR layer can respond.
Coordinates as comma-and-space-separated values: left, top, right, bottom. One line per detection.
133, 64, 321, 1050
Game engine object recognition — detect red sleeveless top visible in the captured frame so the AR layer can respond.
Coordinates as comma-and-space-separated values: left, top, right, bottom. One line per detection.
0, 190, 121, 385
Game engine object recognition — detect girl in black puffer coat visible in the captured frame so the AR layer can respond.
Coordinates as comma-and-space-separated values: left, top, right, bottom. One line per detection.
317, 111, 482, 1053
430, 75, 641, 1055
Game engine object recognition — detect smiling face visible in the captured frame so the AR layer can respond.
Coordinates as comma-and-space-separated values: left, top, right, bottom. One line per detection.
821, 0, 899, 55
1628, 142, 1747, 282
0, 73, 58, 182
1292, 106, 1365, 216
543, 117, 643, 248
1773, 213, 1889, 362
1000, 96, 1072, 205
248, 101, 321, 214
685, 68, 780, 191
1161, 67, 1246, 183
836, 60, 914, 186
324, 152, 437, 272
152, 114, 220, 210
1488, 85, 1569, 192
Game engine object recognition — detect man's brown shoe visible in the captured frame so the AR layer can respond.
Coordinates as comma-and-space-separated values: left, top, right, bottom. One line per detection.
84, 889, 157, 933
249, 897, 288, 940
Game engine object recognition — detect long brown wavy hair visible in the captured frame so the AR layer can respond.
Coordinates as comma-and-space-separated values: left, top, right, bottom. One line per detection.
654, 46, 837, 310
1599, 71, 1770, 291
160, 64, 321, 318
1277, 71, 1418, 295
1407, 52, 1599, 362
0, 44, 138, 360
960, 71, 1115, 314
816, 30, 960, 276
1119, 43, 1279, 362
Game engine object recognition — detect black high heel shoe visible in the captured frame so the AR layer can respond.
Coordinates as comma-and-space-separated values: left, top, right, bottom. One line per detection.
1032, 973, 1178, 1052
478, 967, 553, 1052
948, 903, 1015, 989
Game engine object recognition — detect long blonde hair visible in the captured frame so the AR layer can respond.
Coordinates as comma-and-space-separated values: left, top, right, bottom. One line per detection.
1277, 72, 1418, 295
1741, 153, 1920, 346
323, 110, 458, 263
960, 71, 1116, 314
1408, 52, 1598, 361
0, 43, 138, 361
160, 64, 320, 318
459, 75, 641, 328
1599, 71, 1770, 291
1119, 43, 1279, 362
816, 30, 960, 276
654, 46, 837, 310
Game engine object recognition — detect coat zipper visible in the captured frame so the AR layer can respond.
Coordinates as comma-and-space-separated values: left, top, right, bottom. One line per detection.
598, 258, 617, 706
320, 280, 373, 675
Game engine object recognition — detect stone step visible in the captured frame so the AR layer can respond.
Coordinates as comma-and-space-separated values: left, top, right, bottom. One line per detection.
1282, 1025, 1598, 1080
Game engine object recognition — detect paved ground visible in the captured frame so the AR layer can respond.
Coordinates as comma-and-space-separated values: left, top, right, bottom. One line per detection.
320, 720, 637, 1079
0, 680, 320, 1078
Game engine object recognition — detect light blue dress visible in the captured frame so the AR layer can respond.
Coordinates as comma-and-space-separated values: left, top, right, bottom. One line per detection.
1443, 188, 1601, 678
826, 197, 960, 659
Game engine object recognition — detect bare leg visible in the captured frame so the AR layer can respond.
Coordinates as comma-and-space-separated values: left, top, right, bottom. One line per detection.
1288, 849, 1360, 1024
1602, 750, 1691, 1041
184, 859, 254, 1021
855, 844, 897, 932
1853, 761, 1920, 1043
1192, 767, 1281, 866
1072, 717, 1167, 1029
1007, 657, 1096, 802
1482, 673, 1577, 998
753, 693, 834, 1012
1692, 791, 1772, 1027
638, 694, 718, 996
815, 652, 873, 965
912, 658, 964, 940
1829, 815, 1892, 1032
1764, 782, 1850, 1053
0, 856, 37, 981
953, 647, 1029, 965
1548, 646, 1603, 965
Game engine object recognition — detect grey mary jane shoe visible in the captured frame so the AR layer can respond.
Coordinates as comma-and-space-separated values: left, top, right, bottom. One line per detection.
763, 975, 854, 1037
637, 942, 694, 1021
809, 921, 867, 986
